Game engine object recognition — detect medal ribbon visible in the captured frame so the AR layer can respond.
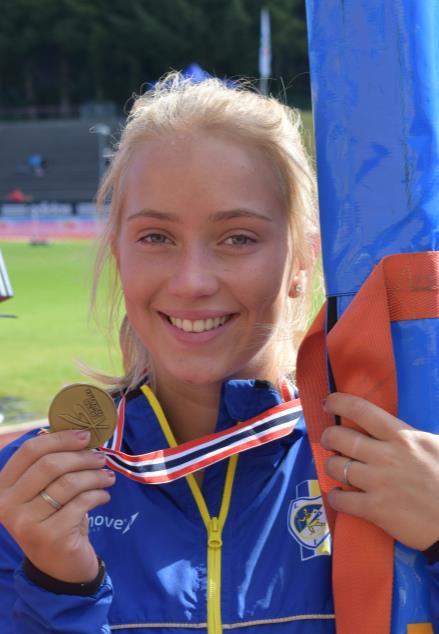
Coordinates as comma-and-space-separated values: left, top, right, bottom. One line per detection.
98, 386, 302, 484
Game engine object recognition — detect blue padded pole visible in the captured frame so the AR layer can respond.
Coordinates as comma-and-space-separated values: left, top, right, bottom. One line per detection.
305, 2, 439, 629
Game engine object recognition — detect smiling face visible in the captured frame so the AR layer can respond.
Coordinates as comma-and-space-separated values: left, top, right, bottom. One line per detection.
115, 131, 296, 389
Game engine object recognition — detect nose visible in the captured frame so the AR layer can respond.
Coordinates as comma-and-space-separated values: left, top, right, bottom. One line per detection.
167, 245, 220, 299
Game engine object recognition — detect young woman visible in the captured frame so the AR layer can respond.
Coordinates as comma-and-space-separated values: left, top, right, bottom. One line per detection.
0, 75, 439, 633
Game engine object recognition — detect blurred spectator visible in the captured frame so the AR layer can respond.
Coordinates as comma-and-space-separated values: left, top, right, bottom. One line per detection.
7, 188, 30, 203
27, 154, 46, 177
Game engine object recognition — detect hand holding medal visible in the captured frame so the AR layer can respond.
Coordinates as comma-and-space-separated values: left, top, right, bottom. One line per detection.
0, 384, 117, 584
35, 383, 117, 513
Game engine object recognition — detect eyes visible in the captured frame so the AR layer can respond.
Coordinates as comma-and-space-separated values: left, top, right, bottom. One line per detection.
223, 234, 256, 246
141, 233, 172, 245
138, 232, 257, 247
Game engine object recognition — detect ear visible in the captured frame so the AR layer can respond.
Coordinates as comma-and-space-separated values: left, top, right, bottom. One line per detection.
288, 268, 308, 298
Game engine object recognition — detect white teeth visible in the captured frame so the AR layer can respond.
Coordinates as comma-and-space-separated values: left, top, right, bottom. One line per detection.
168, 315, 230, 332
182, 319, 193, 332
192, 320, 204, 333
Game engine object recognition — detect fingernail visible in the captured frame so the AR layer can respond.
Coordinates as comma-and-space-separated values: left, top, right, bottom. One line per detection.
322, 398, 328, 411
75, 430, 91, 441
105, 470, 116, 479
96, 453, 106, 462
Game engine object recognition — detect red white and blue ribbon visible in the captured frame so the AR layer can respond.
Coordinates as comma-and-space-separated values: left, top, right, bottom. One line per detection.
99, 388, 303, 485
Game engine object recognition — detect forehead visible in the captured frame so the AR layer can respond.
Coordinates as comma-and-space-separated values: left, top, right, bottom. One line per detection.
122, 131, 286, 218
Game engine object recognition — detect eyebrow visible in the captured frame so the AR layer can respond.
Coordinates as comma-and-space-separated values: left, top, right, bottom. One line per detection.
127, 209, 178, 222
127, 208, 273, 223
210, 209, 273, 223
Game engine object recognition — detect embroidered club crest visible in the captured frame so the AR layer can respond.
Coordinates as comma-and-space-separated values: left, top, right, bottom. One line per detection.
288, 479, 331, 561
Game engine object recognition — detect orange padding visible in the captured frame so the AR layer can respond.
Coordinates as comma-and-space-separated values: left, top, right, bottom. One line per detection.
297, 251, 439, 634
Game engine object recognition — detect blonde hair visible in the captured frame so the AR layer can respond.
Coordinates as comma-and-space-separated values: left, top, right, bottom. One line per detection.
91, 72, 319, 392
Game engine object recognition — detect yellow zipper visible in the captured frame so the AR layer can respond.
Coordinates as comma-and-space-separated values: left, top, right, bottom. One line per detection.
207, 517, 222, 633
141, 385, 239, 634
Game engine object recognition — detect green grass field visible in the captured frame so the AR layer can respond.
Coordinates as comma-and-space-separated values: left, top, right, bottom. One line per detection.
0, 241, 122, 424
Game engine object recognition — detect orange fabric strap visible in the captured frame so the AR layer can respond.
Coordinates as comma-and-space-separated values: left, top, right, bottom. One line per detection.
297, 251, 439, 634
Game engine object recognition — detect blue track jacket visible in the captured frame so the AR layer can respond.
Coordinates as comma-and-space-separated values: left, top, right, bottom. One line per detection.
0, 380, 438, 633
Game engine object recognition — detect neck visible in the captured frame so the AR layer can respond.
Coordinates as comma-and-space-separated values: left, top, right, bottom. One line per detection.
155, 376, 222, 444
151, 350, 283, 445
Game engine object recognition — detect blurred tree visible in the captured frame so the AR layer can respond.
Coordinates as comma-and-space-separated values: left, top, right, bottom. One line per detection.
266, 0, 310, 103
0, 0, 42, 110
102, 0, 206, 104
0, 0, 309, 114
198, 0, 309, 103
46, 0, 100, 108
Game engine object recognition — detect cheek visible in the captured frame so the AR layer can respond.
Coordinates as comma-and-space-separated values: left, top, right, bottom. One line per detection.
117, 243, 154, 301
119, 264, 151, 314
243, 250, 291, 311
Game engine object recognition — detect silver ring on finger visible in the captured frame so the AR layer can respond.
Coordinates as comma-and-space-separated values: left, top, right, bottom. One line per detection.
39, 489, 63, 511
342, 458, 355, 487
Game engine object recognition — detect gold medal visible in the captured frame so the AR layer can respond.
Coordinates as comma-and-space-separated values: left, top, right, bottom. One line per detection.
48, 384, 117, 449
